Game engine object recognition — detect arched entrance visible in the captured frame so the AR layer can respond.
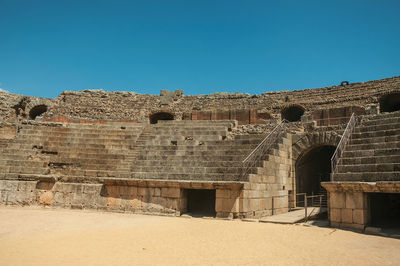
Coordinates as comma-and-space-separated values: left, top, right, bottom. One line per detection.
281, 105, 305, 122
295, 145, 336, 195
379, 92, 400, 113
149, 112, 174, 124
29, 105, 48, 120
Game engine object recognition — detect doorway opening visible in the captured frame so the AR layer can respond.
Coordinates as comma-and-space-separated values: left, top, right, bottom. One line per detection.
379, 92, 400, 113
369, 193, 400, 231
296, 145, 336, 205
281, 105, 305, 122
149, 112, 174, 124
185, 189, 216, 217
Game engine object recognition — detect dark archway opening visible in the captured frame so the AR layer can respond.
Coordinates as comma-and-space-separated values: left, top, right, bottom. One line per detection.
281, 106, 305, 122
186, 189, 216, 217
296, 145, 336, 197
369, 193, 400, 231
149, 112, 174, 124
379, 93, 400, 113
29, 105, 48, 120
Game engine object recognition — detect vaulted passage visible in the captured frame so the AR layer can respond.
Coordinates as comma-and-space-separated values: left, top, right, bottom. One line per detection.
296, 145, 336, 195
186, 189, 216, 217
281, 105, 304, 122
379, 92, 400, 113
29, 105, 48, 120
369, 193, 400, 230
149, 112, 174, 124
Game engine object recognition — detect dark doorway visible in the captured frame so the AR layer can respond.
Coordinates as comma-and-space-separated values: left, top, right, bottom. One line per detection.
29, 105, 48, 120
379, 93, 400, 113
369, 193, 400, 231
186, 189, 216, 217
296, 145, 336, 196
281, 105, 305, 122
149, 112, 174, 124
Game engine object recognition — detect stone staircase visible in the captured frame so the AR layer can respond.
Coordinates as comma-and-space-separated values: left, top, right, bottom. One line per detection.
130, 120, 268, 181
0, 122, 145, 182
333, 110, 400, 181
0, 119, 291, 184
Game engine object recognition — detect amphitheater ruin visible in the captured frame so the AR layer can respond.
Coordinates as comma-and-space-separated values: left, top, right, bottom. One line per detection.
0, 76, 399, 233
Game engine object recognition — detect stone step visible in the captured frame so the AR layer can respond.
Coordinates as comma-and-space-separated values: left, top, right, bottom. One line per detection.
337, 163, 400, 173
18, 125, 144, 133
151, 126, 229, 131
132, 144, 256, 152
136, 155, 249, 161
361, 116, 400, 127
130, 172, 243, 181
16, 131, 142, 138
361, 110, 400, 121
340, 155, 400, 165
131, 166, 250, 174
136, 149, 253, 156
20, 123, 145, 130
342, 148, 400, 158
1, 150, 128, 159
354, 122, 400, 133
332, 172, 400, 182
132, 159, 249, 167
346, 141, 400, 151
351, 128, 400, 139
350, 133, 400, 145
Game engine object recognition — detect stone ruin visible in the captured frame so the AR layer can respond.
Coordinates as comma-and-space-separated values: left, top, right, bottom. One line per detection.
0, 76, 399, 232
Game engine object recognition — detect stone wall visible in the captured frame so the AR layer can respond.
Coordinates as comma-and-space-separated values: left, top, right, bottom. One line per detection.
1, 76, 399, 123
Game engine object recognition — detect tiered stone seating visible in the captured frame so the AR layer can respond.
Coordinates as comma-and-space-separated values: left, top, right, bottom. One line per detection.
0, 122, 145, 181
333, 111, 400, 181
130, 120, 267, 181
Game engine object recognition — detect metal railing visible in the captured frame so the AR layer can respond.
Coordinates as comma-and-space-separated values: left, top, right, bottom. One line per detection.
330, 113, 359, 178
292, 193, 326, 222
241, 120, 287, 179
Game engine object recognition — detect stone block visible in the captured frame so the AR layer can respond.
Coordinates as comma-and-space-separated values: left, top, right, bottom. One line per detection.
165, 198, 179, 209
161, 187, 181, 198
352, 209, 367, 225
154, 187, 161, 197
216, 198, 237, 212
330, 192, 345, 209
345, 192, 364, 209
216, 189, 230, 199
330, 208, 341, 223
341, 209, 353, 224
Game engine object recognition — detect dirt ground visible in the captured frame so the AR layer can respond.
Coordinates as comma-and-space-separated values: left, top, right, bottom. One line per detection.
0, 207, 399, 266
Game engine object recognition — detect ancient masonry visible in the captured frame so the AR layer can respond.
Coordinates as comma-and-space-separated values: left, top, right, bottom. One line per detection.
0, 76, 400, 231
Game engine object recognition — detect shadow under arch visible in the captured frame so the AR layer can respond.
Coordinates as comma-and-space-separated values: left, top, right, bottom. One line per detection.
281, 104, 305, 122
149, 112, 174, 124
29, 105, 48, 120
295, 144, 336, 196
379, 92, 400, 113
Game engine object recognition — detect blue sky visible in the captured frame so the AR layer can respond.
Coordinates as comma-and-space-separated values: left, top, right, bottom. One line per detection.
0, 0, 399, 98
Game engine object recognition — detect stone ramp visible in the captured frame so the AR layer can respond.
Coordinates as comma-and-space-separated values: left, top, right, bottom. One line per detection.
259, 207, 327, 224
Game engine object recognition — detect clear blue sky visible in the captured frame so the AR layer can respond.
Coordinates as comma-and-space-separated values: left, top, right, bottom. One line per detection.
0, 0, 399, 98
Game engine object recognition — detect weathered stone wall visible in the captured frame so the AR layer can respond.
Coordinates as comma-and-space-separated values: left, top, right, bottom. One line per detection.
1, 76, 399, 123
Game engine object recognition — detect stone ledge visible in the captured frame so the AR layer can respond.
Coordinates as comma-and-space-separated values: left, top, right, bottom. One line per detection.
103, 178, 245, 189
322, 181, 400, 193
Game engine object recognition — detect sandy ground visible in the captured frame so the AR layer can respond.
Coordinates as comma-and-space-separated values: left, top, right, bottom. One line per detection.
0, 207, 399, 266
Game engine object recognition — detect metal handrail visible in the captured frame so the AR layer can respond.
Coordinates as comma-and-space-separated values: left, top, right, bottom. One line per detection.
241, 120, 287, 179
330, 113, 359, 178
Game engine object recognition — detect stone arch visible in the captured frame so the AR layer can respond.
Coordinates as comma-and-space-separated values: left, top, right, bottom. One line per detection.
149, 112, 174, 124
281, 104, 305, 122
29, 105, 48, 120
292, 132, 341, 162
379, 91, 400, 113
292, 132, 341, 197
